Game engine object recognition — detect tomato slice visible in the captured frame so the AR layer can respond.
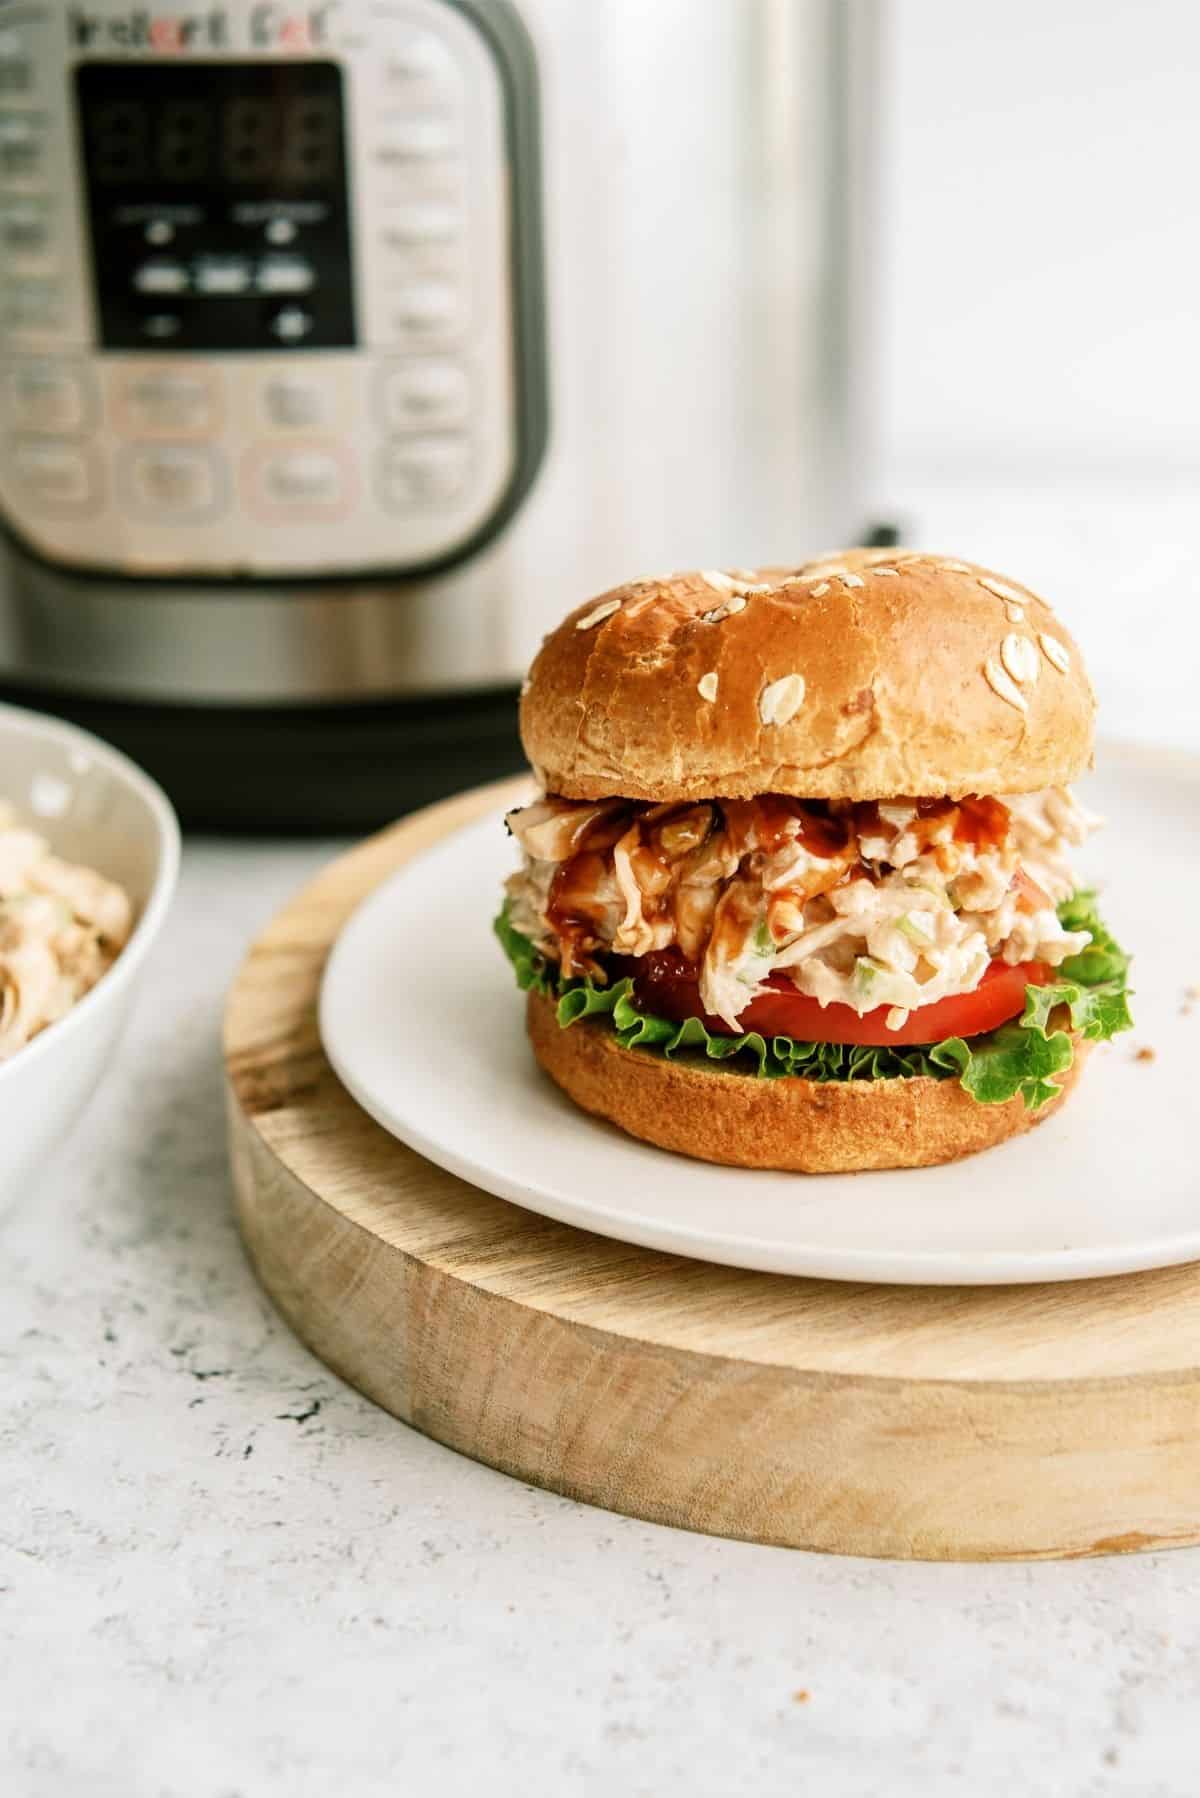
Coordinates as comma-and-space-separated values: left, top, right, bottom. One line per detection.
628, 949, 1052, 1046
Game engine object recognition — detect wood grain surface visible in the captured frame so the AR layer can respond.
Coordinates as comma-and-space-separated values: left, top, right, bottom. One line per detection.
223, 778, 1200, 1561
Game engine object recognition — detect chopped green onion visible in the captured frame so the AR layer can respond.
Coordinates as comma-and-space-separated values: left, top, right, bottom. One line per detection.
896, 911, 935, 946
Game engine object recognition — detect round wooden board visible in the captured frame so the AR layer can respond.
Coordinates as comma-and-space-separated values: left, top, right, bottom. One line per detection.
224, 777, 1200, 1562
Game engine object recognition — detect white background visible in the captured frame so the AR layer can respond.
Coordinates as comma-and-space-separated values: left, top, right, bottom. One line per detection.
877, 0, 1200, 756
882, 0, 1200, 479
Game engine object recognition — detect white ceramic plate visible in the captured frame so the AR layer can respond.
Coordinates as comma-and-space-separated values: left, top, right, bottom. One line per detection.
320, 746, 1198, 1284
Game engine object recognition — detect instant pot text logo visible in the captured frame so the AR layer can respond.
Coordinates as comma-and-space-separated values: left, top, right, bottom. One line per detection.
69, 6, 336, 51
248, 3, 335, 47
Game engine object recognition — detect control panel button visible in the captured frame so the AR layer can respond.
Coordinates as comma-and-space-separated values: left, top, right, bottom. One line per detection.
114, 367, 220, 436
256, 256, 314, 296
377, 436, 469, 511
384, 30, 464, 107
3, 277, 62, 332
380, 360, 469, 432
122, 444, 222, 520
262, 449, 344, 505
261, 375, 326, 430
0, 114, 40, 178
0, 203, 49, 256
4, 363, 91, 435
269, 305, 313, 343
10, 439, 97, 509
380, 202, 461, 251
135, 260, 189, 296
374, 116, 461, 168
0, 33, 33, 98
140, 313, 183, 342
390, 280, 465, 343
244, 441, 354, 520
194, 256, 252, 296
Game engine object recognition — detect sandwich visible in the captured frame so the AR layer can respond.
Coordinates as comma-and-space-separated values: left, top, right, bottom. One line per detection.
495, 551, 1131, 1172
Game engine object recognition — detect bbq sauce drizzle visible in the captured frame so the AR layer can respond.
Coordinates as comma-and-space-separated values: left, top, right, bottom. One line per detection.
544, 793, 1012, 979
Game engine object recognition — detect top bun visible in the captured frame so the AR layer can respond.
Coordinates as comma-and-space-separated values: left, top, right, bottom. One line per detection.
519, 549, 1095, 802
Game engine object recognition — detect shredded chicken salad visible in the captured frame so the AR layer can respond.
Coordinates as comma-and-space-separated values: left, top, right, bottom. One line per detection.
504, 786, 1098, 1033
0, 803, 134, 1062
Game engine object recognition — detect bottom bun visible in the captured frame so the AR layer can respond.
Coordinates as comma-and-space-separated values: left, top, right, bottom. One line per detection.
526, 991, 1089, 1174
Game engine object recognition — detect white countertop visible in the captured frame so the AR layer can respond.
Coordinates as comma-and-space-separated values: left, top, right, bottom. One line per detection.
3, 475, 1199, 1795
2, 842, 1198, 1798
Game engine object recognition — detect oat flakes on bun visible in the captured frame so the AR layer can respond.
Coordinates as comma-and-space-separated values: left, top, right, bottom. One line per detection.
496, 550, 1132, 1172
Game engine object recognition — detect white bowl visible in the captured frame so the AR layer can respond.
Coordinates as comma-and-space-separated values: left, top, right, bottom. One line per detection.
0, 702, 180, 1205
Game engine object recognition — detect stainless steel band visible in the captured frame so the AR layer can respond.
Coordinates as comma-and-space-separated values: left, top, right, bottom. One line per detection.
0, 533, 524, 701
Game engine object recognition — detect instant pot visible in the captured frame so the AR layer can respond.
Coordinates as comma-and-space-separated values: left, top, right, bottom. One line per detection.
0, 0, 882, 827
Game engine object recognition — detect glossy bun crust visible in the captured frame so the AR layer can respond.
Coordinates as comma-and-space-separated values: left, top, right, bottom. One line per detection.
520, 550, 1095, 802
527, 992, 1089, 1174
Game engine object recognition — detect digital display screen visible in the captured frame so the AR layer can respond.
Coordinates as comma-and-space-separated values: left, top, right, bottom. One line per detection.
75, 62, 355, 352
84, 90, 342, 186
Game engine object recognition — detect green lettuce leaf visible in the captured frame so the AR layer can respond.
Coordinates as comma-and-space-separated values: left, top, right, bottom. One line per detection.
493, 901, 555, 995
494, 888, 1132, 1110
